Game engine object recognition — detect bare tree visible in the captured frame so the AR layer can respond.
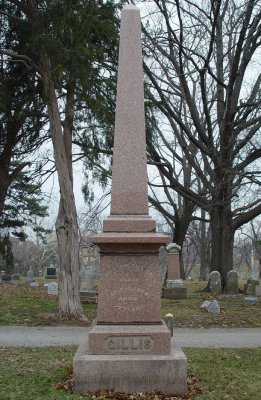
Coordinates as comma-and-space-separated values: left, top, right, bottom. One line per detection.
139, 0, 261, 288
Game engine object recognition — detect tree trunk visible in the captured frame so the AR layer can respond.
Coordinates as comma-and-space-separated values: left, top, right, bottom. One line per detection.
0, 166, 9, 217
41, 55, 86, 320
199, 210, 208, 280
56, 199, 86, 320
210, 206, 234, 290
173, 200, 194, 280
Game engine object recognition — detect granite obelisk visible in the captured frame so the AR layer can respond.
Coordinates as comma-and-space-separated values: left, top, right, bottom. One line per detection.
73, 5, 187, 394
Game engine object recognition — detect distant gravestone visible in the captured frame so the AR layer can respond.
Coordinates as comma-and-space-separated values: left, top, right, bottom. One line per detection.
47, 282, 58, 295
30, 281, 39, 287
162, 243, 187, 299
244, 296, 259, 305
27, 267, 34, 283
79, 262, 99, 303
1, 273, 11, 282
45, 266, 57, 279
207, 300, 220, 314
200, 300, 220, 313
251, 259, 260, 281
256, 285, 261, 297
209, 271, 221, 295
227, 270, 239, 294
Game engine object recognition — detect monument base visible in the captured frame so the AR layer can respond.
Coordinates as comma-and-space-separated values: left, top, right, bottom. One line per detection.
163, 287, 187, 300
73, 338, 187, 395
88, 320, 171, 355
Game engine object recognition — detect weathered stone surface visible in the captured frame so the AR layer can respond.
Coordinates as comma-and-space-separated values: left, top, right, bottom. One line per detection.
200, 300, 211, 309
207, 300, 220, 314
200, 300, 220, 313
244, 296, 259, 305
167, 253, 180, 280
47, 282, 58, 296
73, 339, 187, 395
256, 285, 261, 297
162, 287, 187, 300
89, 322, 171, 355
109, 5, 148, 217
27, 267, 34, 283
166, 279, 184, 288
80, 264, 99, 304
251, 259, 260, 280
166, 243, 180, 280
209, 271, 221, 295
227, 270, 239, 294
96, 252, 162, 324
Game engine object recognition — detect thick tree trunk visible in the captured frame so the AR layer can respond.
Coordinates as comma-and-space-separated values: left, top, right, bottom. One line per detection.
0, 167, 9, 217
210, 206, 234, 290
173, 200, 194, 280
41, 55, 86, 320
56, 199, 86, 320
199, 211, 209, 280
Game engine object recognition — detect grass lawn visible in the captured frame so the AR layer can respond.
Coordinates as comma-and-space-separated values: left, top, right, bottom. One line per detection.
0, 346, 260, 400
0, 281, 260, 328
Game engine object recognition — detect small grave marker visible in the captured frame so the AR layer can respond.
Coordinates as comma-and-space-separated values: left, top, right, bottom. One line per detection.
47, 282, 58, 296
209, 271, 221, 295
227, 270, 239, 294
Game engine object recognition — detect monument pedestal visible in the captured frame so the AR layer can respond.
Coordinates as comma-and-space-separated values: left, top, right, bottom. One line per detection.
73, 232, 187, 394
74, 339, 187, 394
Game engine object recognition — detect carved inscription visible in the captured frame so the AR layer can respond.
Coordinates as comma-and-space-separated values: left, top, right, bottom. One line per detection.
105, 336, 153, 352
102, 262, 157, 312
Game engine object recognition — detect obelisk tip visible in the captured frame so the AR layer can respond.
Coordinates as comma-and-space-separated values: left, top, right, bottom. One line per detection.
123, 4, 139, 11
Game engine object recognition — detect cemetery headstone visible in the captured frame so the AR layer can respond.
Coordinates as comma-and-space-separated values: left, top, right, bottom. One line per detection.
227, 270, 239, 294
47, 282, 58, 296
79, 261, 99, 303
1, 273, 11, 282
244, 296, 259, 305
244, 255, 260, 295
162, 243, 187, 300
45, 265, 57, 279
27, 266, 34, 283
73, 5, 187, 395
200, 300, 220, 313
251, 259, 260, 281
207, 300, 220, 314
30, 281, 39, 287
255, 285, 261, 297
209, 271, 221, 295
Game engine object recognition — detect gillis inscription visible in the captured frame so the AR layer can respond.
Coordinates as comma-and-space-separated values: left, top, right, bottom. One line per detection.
105, 336, 153, 352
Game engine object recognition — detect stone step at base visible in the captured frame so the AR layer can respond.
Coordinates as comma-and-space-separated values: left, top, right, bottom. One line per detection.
73, 338, 187, 395
80, 291, 97, 303
162, 287, 187, 300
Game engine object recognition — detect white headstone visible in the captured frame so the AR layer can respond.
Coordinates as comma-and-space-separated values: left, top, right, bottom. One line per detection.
47, 282, 58, 295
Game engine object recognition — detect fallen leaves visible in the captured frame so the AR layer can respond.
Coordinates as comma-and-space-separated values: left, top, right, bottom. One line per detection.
52, 367, 73, 392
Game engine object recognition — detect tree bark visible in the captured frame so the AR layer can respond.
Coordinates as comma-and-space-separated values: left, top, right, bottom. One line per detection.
173, 200, 195, 280
210, 206, 234, 290
41, 55, 86, 320
199, 210, 208, 281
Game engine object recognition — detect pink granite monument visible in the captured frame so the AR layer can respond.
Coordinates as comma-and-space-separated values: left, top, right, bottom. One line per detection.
163, 243, 187, 299
73, 4, 187, 394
